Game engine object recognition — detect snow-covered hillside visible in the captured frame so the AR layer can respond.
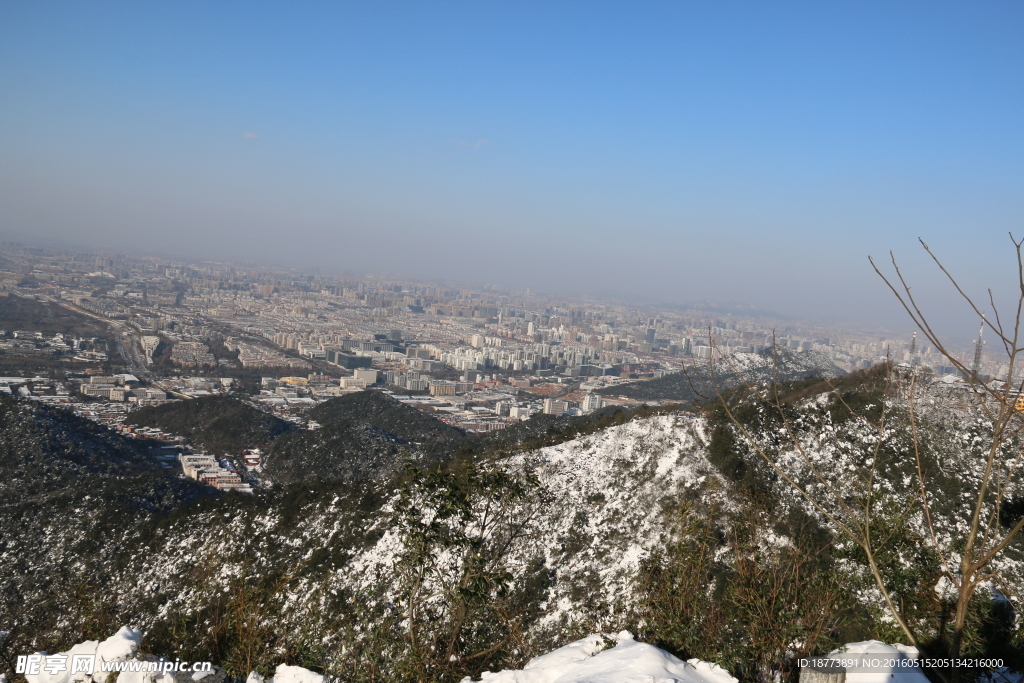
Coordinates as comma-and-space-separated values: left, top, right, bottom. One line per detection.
503, 413, 719, 628
336, 413, 722, 636
4, 373, 1023, 680
98, 407, 718, 631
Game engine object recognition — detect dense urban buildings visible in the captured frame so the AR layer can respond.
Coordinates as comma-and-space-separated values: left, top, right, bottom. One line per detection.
0, 241, 992, 486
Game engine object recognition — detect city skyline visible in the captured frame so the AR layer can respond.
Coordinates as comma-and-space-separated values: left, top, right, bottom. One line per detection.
1, 234, 1010, 351
0, 238, 996, 361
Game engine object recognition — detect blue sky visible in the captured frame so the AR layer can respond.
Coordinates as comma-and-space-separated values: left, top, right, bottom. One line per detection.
1, 1, 1022, 331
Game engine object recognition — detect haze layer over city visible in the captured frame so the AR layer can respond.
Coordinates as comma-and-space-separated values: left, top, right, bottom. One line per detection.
2, 2, 1023, 336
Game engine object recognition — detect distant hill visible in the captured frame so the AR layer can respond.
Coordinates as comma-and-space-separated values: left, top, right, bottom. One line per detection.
0, 395, 203, 508
307, 390, 464, 443
598, 349, 845, 402
448, 403, 683, 459
264, 421, 411, 484
128, 395, 296, 454
264, 391, 461, 485
267, 393, 682, 485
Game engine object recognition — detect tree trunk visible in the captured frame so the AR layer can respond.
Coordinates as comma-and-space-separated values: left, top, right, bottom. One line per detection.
949, 578, 976, 683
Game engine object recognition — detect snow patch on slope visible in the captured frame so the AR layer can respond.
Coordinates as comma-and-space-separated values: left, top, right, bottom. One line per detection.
502, 413, 723, 626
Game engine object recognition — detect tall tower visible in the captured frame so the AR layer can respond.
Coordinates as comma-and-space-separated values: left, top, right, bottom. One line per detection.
909, 332, 917, 363
971, 318, 985, 377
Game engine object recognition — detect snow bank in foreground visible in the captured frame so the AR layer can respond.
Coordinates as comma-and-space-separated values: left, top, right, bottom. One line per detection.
826, 641, 930, 683
20, 626, 324, 683
30, 628, 992, 683
24, 626, 142, 683
461, 631, 738, 683
463, 633, 962, 683
248, 666, 325, 683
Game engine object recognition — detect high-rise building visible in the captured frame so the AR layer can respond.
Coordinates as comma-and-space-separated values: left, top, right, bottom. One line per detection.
543, 398, 568, 415
328, 352, 371, 369
353, 368, 378, 384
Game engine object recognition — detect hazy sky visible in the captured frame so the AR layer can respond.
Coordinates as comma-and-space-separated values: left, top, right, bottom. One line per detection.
1, 1, 1022, 332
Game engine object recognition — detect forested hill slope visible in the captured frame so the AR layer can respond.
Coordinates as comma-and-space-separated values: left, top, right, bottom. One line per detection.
307, 390, 464, 442
128, 395, 296, 454
599, 348, 844, 401
0, 395, 182, 505
0, 396, 210, 656
264, 421, 410, 484
266, 393, 680, 484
